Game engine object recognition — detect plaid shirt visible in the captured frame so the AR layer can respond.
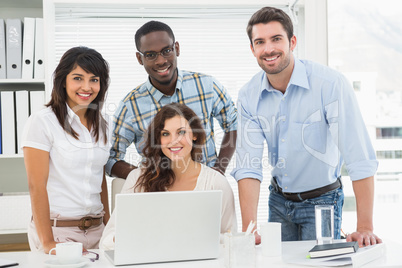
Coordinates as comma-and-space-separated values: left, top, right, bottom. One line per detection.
106, 69, 237, 175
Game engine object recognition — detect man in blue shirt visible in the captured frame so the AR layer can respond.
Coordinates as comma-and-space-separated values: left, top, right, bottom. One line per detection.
106, 21, 237, 179
231, 7, 381, 247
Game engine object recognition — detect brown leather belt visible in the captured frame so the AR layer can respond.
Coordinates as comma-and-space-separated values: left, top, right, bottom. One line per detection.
50, 216, 103, 230
271, 177, 341, 202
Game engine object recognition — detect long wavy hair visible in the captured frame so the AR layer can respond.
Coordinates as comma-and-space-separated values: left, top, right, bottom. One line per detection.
46, 46, 110, 143
135, 103, 206, 192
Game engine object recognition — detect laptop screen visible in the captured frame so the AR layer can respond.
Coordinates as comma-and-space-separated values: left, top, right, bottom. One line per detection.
110, 190, 222, 265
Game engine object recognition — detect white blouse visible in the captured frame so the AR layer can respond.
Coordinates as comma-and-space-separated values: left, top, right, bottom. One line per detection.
100, 164, 237, 250
22, 106, 111, 217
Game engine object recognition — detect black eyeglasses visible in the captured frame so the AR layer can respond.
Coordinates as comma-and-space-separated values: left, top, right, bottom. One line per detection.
138, 44, 175, 61
83, 251, 99, 262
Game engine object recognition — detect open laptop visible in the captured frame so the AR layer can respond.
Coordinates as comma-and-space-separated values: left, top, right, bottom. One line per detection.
104, 190, 222, 266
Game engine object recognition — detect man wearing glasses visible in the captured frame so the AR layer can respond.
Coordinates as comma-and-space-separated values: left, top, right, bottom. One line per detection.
106, 20, 237, 179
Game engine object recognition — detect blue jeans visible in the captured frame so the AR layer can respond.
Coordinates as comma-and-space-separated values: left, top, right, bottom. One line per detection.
268, 184, 344, 241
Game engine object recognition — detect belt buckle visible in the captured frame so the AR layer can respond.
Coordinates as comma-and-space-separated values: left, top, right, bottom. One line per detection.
79, 216, 93, 230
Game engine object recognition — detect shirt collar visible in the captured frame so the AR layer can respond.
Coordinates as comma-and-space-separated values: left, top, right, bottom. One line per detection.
66, 103, 79, 125
146, 68, 183, 102
288, 58, 310, 90
260, 57, 310, 96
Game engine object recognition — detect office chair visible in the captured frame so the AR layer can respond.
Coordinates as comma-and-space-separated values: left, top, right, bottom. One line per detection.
111, 178, 125, 212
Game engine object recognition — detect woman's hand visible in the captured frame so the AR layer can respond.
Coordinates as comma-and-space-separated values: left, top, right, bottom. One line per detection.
43, 241, 58, 254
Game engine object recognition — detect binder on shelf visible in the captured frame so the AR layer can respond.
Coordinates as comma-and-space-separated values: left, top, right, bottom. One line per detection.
6, 19, 22, 79
0, 19, 6, 79
29, 90, 45, 115
1, 91, 16, 155
22, 18, 36, 80
34, 18, 44, 79
15, 90, 29, 154
0, 93, 2, 154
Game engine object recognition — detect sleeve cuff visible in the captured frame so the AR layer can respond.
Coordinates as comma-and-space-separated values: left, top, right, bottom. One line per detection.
230, 168, 263, 182
21, 141, 50, 152
223, 122, 238, 133
346, 159, 378, 181
105, 158, 118, 176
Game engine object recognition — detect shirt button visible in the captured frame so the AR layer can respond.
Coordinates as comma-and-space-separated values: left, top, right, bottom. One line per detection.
284, 174, 288, 176
281, 139, 285, 142
284, 186, 288, 190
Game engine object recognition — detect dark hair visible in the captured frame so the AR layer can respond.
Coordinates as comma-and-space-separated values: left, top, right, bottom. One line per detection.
135, 103, 206, 192
134, 20, 175, 51
46, 46, 110, 143
247, 6, 294, 44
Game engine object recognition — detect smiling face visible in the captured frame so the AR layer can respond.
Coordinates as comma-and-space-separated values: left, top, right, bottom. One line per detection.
250, 21, 296, 75
65, 65, 100, 111
160, 115, 196, 164
136, 31, 180, 94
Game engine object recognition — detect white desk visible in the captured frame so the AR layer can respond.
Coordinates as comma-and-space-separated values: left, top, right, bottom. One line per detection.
1, 240, 401, 268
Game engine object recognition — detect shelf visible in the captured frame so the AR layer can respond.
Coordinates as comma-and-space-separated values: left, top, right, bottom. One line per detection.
0, 154, 24, 159
0, 229, 27, 235
0, 0, 43, 242
0, 79, 45, 84
0, 79, 45, 90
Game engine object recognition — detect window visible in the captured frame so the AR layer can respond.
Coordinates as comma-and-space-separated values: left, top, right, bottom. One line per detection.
328, 0, 402, 241
376, 127, 402, 139
48, 2, 308, 231
376, 150, 402, 159
352, 81, 361, 92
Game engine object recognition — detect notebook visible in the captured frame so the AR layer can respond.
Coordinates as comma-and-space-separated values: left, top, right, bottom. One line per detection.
105, 190, 222, 266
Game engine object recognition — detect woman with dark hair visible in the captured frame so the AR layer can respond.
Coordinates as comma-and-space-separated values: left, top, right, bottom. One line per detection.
22, 46, 111, 253
100, 103, 237, 250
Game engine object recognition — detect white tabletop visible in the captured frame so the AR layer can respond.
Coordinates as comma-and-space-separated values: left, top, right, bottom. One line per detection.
1, 240, 401, 268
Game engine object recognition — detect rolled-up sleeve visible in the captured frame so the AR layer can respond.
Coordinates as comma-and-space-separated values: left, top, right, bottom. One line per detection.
231, 91, 266, 182
211, 79, 237, 133
325, 74, 378, 181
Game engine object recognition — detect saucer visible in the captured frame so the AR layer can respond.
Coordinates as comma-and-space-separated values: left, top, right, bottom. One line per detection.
44, 257, 90, 268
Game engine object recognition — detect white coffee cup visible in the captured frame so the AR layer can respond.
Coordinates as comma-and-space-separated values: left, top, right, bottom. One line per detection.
48, 242, 83, 264
260, 222, 281, 257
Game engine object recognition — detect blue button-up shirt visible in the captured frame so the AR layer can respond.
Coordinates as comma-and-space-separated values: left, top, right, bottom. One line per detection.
106, 69, 237, 175
231, 58, 378, 193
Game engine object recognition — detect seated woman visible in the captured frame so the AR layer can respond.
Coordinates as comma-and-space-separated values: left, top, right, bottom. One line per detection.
22, 46, 111, 253
101, 103, 237, 250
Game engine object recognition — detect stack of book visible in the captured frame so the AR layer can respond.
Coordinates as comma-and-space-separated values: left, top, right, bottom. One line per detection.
308, 241, 359, 258
284, 241, 386, 267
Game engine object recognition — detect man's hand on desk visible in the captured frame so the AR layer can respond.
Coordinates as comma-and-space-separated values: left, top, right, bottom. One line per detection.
346, 230, 382, 247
